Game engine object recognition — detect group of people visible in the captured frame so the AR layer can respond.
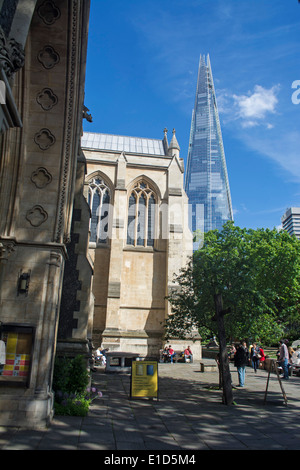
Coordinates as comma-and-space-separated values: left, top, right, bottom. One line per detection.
230, 342, 265, 375
231, 339, 299, 387
232, 341, 266, 387
276, 339, 300, 380
161, 345, 193, 363
233, 341, 266, 387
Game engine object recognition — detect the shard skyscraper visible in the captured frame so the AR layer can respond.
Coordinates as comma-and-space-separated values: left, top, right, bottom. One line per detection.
185, 55, 233, 247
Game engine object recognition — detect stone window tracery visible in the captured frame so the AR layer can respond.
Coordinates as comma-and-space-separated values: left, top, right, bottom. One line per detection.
127, 181, 156, 247
88, 177, 111, 244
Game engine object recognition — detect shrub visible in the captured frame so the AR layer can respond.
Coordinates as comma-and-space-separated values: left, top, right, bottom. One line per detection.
67, 355, 90, 394
52, 355, 102, 416
54, 387, 103, 417
52, 356, 70, 393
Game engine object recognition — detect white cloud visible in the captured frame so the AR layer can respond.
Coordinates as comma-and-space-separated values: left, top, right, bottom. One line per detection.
218, 84, 300, 184
243, 130, 300, 182
232, 85, 280, 127
217, 85, 280, 129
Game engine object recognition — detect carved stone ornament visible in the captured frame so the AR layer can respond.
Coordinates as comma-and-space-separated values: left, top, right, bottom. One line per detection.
31, 167, 52, 189
37, 45, 60, 69
83, 104, 93, 122
26, 205, 48, 227
36, 88, 58, 111
49, 251, 62, 268
38, 0, 61, 25
34, 128, 56, 150
0, 26, 25, 78
0, 240, 16, 260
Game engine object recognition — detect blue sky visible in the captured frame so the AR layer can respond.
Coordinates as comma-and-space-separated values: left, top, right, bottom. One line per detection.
83, 0, 300, 231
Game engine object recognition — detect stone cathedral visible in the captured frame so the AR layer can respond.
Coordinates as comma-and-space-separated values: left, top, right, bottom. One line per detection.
81, 129, 194, 357
0, 0, 198, 429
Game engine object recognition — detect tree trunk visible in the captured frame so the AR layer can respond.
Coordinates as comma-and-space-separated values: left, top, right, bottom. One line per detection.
214, 294, 233, 405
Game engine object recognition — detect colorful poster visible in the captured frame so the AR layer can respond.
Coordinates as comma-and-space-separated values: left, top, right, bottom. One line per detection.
1, 331, 32, 380
131, 361, 158, 399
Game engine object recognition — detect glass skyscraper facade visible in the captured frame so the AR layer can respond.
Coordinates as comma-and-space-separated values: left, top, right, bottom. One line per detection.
185, 55, 233, 246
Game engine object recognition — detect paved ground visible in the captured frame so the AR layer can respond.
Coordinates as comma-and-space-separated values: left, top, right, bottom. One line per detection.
1, 359, 300, 452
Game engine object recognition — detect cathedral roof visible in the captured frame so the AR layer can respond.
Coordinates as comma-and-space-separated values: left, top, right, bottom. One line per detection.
82, 132, 167, 156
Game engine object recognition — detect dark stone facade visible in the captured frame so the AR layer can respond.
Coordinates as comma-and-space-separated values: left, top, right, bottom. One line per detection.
58, 208, 82, 339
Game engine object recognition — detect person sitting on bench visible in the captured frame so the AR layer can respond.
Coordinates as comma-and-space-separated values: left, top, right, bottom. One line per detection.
184, 346, 193, 363
168, 345, 176, 363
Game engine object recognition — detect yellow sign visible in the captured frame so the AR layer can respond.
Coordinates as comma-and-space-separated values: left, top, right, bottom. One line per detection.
131, 361, 158, 399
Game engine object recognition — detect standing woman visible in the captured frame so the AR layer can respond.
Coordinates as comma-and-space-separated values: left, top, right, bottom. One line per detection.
250, 343, 261, 373
258, 345, 266, 370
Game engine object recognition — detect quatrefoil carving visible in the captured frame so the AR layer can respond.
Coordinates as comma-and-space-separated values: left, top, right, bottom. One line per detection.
37, 45, 60, 69
31, 167, 52, 189
38, 0, 61, 25
34, 128, 56, 150
26, 205, 48, 227
36, 88, 58, 111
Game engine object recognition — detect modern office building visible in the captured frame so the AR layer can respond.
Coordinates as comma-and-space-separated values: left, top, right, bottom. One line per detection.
281, 207, 300, 239
185, 54, 233, 246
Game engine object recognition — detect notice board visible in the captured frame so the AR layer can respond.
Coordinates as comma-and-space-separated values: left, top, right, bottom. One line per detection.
130, 361, 158, 399
0, 325, 34, 385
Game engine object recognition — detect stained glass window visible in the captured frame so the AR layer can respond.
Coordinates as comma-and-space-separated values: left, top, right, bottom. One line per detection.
88, 178, 111, 244
147, 195, 155, 247
127, 182, 156, 247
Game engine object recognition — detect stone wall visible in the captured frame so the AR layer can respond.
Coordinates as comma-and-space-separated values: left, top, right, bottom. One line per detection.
0, 0, 90, 428
82, 130, 195, 359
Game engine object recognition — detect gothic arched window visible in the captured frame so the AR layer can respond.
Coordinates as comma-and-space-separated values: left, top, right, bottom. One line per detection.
127, 181, 157, 247
88, 177, 111, 244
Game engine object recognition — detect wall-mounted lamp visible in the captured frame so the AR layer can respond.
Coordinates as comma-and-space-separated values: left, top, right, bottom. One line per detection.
18, 271, 30, 296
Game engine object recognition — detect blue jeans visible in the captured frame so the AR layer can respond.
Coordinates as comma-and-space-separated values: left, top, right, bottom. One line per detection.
185, 355, 193, 363
281, 358, 289, 379
252, 357, 260, 372
237, 366, 246, 386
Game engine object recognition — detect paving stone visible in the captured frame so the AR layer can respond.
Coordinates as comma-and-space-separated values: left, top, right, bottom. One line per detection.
1, 360, 300, 450
116, 440, 147, 450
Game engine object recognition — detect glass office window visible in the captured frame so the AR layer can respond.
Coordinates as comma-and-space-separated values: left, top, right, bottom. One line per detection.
185, 55, 233, 246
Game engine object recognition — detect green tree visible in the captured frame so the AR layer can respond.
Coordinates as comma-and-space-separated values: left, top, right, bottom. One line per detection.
167, 222, 300, 344
166, 222, 300, 403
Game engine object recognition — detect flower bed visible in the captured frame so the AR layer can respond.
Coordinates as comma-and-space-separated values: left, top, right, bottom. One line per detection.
54, 386, 103, 417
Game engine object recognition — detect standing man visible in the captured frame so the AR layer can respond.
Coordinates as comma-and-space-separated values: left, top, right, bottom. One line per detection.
278, 340, 289, 380
234, 341, 249, 387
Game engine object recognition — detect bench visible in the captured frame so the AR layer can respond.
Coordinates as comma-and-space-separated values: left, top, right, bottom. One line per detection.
200, 361, 218, 372
105, 351, 140, 373
290, 364, 300, 376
